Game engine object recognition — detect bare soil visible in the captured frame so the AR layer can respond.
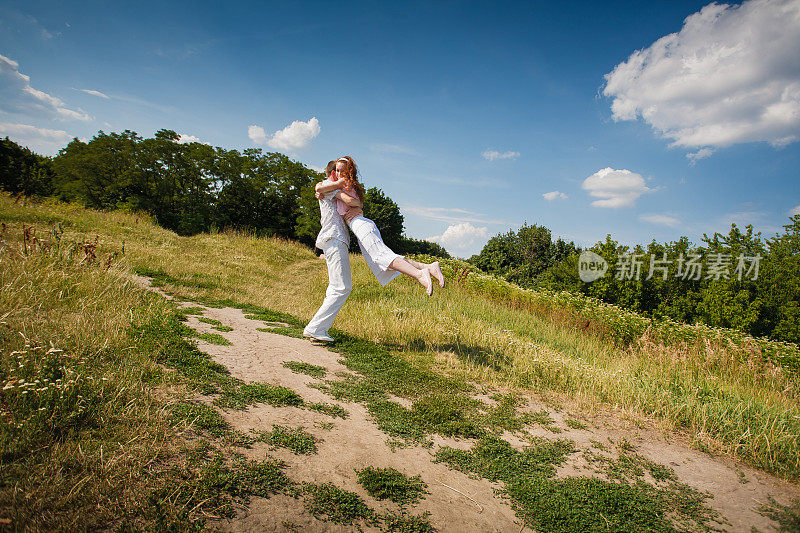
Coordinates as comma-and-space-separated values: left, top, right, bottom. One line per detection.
136, 276, 799, 532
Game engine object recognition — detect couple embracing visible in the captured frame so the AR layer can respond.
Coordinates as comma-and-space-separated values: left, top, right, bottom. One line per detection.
302, 156, 444, 343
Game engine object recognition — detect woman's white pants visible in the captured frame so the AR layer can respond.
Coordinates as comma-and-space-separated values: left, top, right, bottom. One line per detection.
349, 216, 402, 287
303, 239, 352, 338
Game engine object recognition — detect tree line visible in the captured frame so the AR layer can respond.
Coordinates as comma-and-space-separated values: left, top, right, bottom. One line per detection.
0, 132, 449, 257
468, 221, 800, 344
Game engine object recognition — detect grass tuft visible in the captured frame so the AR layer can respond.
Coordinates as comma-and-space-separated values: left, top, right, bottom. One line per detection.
306, 402, 349, 419
283, 360, 327, 378
253, 425, 319, 455
302, 482, 377, 525
169, 401, 232, 437
356, 466, 429, 506
759, 496, 800, 532
214, 382, 304, 410
436, 434, 720, 532
381, 510, 437, 532
198, 332, 232, 346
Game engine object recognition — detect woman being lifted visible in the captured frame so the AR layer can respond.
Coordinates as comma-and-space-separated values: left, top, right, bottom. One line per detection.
315, 156, 444, 295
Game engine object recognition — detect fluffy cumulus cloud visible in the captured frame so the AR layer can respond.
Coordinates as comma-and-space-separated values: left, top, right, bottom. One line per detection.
603, 0, 800, 156
247, 125, 267, 144
790, 205, 800, 216
639, 213, 681, 227
427, 222, 488, 254
542, 190, 568, 201
0, 122, 73, 155
0, 54, 90, 121
482, 149, 519, 161
249, 117, 320, 151
582, 167, 652, 208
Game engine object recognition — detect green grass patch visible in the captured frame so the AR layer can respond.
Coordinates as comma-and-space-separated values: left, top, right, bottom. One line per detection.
564, 418, 587, 430
134, 266, 221, 291
305, 330, 484, 444
302, 482, 377, 526
366, 394, 484, 445
381, 510, 437, 532
584, 446, 678, 483
214, 382, 304, 410
528, 408, 555, 427
307, 402, 349, 419
283, 360, 327, 378
356, 467, 429, 506
481, 393, 532, 434
253, 425, 319, 455
198, 332, 232, 346
312, 374, 388, 404
259, 325, 304, 338
169, 402, 232, 437
149, 454, 297, 522
436, 435, 720, 532
409, 394, 483, 438
759, 496, 800, 532
198, 317, 234, 332
132, 313, 236, 395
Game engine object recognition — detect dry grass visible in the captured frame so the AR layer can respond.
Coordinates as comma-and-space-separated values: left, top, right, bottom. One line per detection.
0, 222, 193, 529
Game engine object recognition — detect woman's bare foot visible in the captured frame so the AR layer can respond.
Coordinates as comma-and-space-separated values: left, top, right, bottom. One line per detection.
418, 268, 433, 296
428, 261, 445, 288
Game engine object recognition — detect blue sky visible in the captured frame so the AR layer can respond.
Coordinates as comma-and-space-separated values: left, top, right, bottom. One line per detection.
1, 0, 798, 257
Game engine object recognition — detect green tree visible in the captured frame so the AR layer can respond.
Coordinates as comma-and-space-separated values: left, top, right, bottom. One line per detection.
399, 236, 451, 258
0, 137, 55, 197
471, 223, 575, 289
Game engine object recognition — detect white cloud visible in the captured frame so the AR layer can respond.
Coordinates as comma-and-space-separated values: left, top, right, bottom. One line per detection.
686, 148, 715, 164
789, 205, 800, 216
482, 149, 519, 161
427, 222, 489, 253
248, 125, 267, 144
177, 133, 209, 145
0, 54, 91, 121
603, 0, 800, 157
0, 122, 73, 155
80, 88, 109, 99
639, 213, 681, 227
402, 205, 510, 225
542, 190, 568, 201
249, 117, 321, 151
582, 167, 652, 208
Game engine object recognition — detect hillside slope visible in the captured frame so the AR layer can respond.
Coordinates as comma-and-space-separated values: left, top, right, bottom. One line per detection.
2, 195, 798, 531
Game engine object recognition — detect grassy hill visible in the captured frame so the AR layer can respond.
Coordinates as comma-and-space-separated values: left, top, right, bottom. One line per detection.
2, 194, 799, 530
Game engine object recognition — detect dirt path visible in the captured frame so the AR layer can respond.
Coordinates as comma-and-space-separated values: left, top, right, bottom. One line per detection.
136, 276, 798, 532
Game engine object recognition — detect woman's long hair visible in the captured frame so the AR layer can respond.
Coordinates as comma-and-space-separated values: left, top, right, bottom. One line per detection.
337, 156, 365, 201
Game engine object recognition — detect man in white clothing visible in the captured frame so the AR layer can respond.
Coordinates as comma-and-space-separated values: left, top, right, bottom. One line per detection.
302, 161, 353, 343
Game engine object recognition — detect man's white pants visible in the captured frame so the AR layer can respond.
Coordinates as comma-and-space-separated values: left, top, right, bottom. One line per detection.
303, 239, 352, 338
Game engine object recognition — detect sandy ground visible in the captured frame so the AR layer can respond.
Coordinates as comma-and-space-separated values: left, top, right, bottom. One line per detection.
135, 276, 798, 532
